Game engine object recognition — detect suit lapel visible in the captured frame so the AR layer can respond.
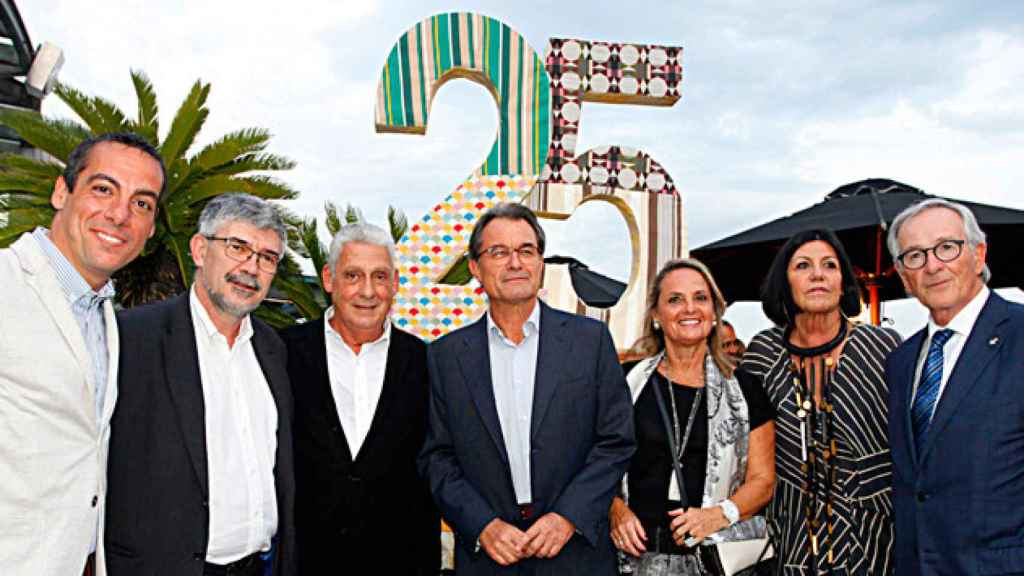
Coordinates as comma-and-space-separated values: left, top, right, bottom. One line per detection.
920, 293, 1006, 463
456, 318, 510, 465
13, 235, 95, 401
309, 319, 354, 464
164, 294, 209, 498
253, 321, 289, 425
356, 327, 408, 464
531, 303, 569, 441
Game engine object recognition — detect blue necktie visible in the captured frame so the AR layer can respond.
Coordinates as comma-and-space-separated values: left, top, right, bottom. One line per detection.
911, 329, 954, 455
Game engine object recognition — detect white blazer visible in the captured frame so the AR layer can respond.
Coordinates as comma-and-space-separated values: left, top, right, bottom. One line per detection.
0, 233, 119, 576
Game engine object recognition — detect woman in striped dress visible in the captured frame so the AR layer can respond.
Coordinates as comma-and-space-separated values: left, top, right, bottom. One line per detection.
741, 229, 901, 575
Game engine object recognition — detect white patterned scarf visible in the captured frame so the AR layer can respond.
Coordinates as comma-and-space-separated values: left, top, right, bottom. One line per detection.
624, 352, 767, 542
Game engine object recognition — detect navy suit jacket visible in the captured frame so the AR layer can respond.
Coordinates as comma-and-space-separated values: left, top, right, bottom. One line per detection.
418, 302, 635, 575
887, 291, 1024, 575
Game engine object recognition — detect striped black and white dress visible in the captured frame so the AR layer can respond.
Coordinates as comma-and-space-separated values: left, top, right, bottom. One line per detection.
741, 324, 901, 575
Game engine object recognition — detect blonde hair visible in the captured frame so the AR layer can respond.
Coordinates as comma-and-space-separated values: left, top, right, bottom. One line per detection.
630, 258, 735, 377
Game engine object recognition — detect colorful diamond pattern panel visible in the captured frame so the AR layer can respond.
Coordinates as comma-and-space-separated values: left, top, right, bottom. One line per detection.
393, 174, 537, 341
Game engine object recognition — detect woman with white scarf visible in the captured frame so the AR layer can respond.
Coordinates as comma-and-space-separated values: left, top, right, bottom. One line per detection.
610, 258, 776, 575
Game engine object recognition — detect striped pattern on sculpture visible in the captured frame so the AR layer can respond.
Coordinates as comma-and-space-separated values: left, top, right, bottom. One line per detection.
741, 324, 901, 575
375, 12, 551, 177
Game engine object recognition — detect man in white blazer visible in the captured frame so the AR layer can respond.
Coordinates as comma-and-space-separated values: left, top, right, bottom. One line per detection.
0, 133, 165, 576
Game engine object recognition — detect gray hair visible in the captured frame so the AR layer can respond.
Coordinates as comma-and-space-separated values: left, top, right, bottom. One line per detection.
467, 202, 546, 260
197, 193, 287, 246
326, 222, 396, 271
887, 197, 990, 282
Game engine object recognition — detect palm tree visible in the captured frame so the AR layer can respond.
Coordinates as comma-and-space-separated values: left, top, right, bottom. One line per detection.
0, 70, 320, 325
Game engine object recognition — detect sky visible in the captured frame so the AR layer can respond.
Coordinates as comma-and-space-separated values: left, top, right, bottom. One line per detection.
20, 0, 1024, 343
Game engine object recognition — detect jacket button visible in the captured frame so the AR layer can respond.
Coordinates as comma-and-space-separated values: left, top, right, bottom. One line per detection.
916, 491, 929, 502
91, 495, 98, 508
331, 426, 341, 434
193, 552, 204, 560
202, 500, 209, 509
348, 475, 361, 483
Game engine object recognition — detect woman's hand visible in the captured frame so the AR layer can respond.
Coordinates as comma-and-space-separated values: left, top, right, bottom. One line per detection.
609, 496, 647, 557
667, 506, 729, 545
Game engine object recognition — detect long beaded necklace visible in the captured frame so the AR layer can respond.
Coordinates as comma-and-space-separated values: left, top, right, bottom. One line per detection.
783, 320, 848, 573
662, 365, 704, 501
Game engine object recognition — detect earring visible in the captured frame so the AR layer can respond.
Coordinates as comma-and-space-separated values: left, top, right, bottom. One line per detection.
653, 319, 661, 330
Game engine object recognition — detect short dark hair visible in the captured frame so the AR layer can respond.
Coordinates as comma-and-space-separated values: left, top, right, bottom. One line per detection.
62, 132, 167, 197
467, 203, 546, 260
760, 228, 862, 326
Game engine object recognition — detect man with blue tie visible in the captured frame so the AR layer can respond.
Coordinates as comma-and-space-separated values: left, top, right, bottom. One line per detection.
885, 198, 1024, 575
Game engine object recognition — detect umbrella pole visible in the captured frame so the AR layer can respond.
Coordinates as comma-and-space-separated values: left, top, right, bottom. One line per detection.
870, 226, 883, 326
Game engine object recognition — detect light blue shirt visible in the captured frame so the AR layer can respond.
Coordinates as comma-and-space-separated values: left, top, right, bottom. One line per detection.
487, 302, 541, 505
32, 227, 115, 424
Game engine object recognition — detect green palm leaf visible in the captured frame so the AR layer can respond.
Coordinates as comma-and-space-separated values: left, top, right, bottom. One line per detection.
159, 79, 210, 167
130, 69, 159, 144
387, 205, 408, 242
324, 202, 341, 236
0, 108, 89, 161
191, 128, 270, 170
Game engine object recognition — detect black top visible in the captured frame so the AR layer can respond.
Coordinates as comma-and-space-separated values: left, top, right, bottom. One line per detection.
623, 362, 774, 530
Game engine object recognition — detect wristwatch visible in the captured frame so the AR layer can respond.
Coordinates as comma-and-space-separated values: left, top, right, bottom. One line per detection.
719, 499, 740, 526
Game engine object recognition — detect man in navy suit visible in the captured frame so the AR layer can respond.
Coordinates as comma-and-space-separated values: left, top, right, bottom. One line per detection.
885, 198, 1024, 575
419, 203, 635, 575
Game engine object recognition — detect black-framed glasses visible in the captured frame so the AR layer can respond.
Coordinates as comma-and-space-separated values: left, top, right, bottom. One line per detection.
205, 236, 281, 273
481, 243, 541, 263
897, 239, 965, 270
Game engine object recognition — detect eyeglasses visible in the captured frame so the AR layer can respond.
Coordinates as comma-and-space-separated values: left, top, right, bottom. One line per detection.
897, 239, 965, 270
480, 243, 541, 263
205, 236, 281, 273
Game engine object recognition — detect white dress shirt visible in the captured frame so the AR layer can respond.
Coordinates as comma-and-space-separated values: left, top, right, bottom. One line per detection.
487, 302, 541, 505
190, 287, 278, 564
912, 285, 990, 419
324, 306, 391, 458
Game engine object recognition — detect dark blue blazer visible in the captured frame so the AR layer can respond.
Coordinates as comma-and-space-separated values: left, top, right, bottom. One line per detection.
886, 291, 1024, 575
418, 302, 635, 575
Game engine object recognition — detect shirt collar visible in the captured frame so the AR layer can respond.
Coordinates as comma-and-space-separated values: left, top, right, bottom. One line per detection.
487, 300, 541, 345
32, 227, 116, 306
323, 305, 392, 352
190, 284, 253, 345
927, 284, 989, 340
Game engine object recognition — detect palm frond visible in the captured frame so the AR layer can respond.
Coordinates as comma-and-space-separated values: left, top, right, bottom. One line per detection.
91, 96, 131, 133
272, 266, 323, 321
325, 202, 341, 236
0, 154, 64, 179
159, 79, 210, 166
0, 191, 52, 209
228, 175, 299, 200
54, 82, 107, 133
438, 255, 473, 285
190, 128, 270, 170
205, 152, 296, 176
253, 303, 298, 329
0, 108, 89, 161
387, 205, 408, 242
130, 70, 159, 144
344, 204, 364, 224
0, 171, 56, 193
0, 207, 53, 246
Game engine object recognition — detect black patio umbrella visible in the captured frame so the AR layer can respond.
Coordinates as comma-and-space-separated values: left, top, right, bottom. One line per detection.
544, 255, 627, 309
691, 178, 1024, 324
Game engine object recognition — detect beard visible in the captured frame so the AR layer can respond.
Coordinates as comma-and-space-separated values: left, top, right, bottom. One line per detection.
201, 271, 264, 319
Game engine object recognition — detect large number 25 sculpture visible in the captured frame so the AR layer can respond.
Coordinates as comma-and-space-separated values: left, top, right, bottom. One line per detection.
376, 13, 683, 349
